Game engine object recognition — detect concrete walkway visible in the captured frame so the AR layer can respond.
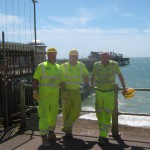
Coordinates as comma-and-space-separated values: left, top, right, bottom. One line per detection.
0, 118, 150, 150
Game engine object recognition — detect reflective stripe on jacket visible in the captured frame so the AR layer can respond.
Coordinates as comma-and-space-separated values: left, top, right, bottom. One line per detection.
39, 61, 60, 87
61, 61, 84, 89
94, 60, 118, 90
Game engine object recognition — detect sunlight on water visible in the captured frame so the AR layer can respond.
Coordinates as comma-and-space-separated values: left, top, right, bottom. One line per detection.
79, 114, 150, 127
119, 115, 150, 127
81, 90, 150, 126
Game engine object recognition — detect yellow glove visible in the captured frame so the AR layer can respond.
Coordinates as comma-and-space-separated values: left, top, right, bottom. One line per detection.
33, 90, 39, 101
122, 88, 135, 100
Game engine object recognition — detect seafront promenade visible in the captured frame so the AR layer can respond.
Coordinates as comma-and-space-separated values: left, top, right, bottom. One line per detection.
1, 117, 150, 150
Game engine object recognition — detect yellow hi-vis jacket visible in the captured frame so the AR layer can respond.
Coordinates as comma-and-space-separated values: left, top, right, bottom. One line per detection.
92, 60, 121, 91
33, 61, 64, 94
61, 61, 89, 89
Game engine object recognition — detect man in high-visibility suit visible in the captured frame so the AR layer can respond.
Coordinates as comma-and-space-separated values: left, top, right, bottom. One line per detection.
61, 49, 89, 138
91, 51, 127, 146
33, 48, 64, 147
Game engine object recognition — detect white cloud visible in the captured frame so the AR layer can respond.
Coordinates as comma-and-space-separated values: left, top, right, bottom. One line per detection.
48, 16, 91, 26
47, 7, 92, 27
143, 29, 150, 33
120, 12, 135, 18
0, 12, 33, 43
0, 13, 24, 27
38, 26, 140, 35
77, 7, 91, 17
37, 26, 150, 58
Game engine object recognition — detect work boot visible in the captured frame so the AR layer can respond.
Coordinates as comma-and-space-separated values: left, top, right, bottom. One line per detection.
61, 127, 66, 133
64, 133, 73, 138
62, 128, 73, 138
41, 135, 51, 147
98, 136, 109, 146
48, 131, 56, 140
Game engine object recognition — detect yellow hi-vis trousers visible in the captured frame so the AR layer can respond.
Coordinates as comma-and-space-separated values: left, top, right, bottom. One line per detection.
38, 88, 59, 135
61, 89, 81, 133
95, 90, 115, 138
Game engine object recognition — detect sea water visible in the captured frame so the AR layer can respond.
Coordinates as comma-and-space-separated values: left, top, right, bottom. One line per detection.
80, 57, 150, 127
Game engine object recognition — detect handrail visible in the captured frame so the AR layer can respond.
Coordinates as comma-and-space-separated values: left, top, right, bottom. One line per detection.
20, 81, 150, 137
112, 85, 150, 137
118, 112, 150, 116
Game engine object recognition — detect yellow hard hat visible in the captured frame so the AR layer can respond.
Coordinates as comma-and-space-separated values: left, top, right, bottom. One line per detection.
69, 49, 79, 56
47, 48, 57, 54
122, 88, 135, 99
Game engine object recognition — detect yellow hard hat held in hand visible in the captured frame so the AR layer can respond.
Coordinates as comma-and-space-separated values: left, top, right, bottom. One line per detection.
122, 88, 135, 100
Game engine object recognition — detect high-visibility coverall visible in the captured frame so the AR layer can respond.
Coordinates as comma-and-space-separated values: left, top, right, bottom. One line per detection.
92, 60, 121, 138
33, 61, 63, 135
61, 61, 89, 133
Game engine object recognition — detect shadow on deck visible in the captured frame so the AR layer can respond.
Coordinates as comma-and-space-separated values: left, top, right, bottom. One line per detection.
0, 117, 150, 150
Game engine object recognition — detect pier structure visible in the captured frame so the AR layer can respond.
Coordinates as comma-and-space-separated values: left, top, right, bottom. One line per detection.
84, 51, 130, 70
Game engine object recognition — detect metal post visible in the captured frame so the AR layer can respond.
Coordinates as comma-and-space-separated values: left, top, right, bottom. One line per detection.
20, 80, 26, 128
2, 32, 5, 51
112, 83, 120, 137
32, 0, 38, 67
2, 31, 9, 128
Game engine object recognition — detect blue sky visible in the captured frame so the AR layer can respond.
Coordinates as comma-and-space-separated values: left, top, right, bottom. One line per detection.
36, 0, 150, 58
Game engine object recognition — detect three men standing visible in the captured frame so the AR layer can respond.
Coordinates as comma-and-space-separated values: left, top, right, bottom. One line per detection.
33, 49, 127, 147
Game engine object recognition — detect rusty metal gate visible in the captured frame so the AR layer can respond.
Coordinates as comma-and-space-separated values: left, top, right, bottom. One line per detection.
0, 43, 35, 129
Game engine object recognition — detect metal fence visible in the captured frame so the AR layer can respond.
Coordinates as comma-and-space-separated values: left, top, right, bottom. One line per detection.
0, 35, 34, 128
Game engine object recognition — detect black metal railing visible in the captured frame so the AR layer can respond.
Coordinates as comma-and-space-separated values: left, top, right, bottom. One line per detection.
16, 81, 150, 137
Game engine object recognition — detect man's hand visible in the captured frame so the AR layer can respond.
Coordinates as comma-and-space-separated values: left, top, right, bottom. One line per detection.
89, 84, 94, 89
33, 90, 39, 101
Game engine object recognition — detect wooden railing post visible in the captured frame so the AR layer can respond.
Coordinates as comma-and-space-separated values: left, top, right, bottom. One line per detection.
20, 80, 26, 128
112, 83, 120, 137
